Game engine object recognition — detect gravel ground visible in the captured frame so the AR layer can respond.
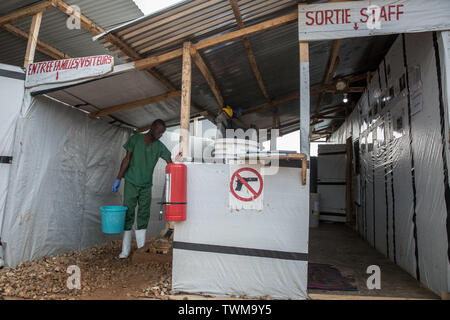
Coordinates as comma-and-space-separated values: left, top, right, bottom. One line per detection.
0, 240, 173, 300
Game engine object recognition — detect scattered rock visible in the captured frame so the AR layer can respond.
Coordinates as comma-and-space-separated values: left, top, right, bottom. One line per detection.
0, 239, 173, 300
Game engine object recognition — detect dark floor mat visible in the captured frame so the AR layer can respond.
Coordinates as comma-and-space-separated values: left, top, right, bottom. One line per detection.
308, 263, 357, 291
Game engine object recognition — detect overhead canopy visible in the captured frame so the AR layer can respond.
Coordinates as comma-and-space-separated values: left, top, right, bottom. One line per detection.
32, 0, 396, 137
0, 0, 143, 66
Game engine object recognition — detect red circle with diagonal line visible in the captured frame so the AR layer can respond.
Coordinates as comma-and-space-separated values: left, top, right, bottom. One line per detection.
230, 168, 263, 202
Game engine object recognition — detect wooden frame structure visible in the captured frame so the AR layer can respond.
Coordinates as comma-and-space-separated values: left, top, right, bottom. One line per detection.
0, 0, 367, 159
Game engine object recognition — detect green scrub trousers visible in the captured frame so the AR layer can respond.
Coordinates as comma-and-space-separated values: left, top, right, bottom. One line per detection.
123, 180, 152, 231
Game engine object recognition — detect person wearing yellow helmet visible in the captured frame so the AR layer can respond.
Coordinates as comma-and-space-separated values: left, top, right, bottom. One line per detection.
216, 105, 234, 139
223, 105, 233, 118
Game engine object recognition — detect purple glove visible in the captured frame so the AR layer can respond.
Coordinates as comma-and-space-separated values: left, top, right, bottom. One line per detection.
112, 179, 121, 192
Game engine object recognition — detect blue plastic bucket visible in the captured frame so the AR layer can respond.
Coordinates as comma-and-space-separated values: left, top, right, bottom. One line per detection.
101, 206, 127, 234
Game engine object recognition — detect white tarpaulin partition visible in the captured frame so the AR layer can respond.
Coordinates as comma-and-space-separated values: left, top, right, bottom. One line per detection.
0, 64, 25, 237
172, 163, 309, 299
298, 0, 450, 41
0, 61, 215, 267
1, 95, 131, 267
437, 31, 450, 292
329, 32, 450, 296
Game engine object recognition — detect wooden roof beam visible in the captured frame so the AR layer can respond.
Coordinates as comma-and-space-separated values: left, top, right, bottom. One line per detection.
312, 105, 348, 118
134, 12, 298, 71
54, 0, 177, 92
89, 91, 181, 119
315, 115, 345, 120
190, 46, 224, 108
0, 0, 56, 26
2, 23, 71, 60
242, 92, 299, 116
230, 0, 271, 103
315, 39, 342, 114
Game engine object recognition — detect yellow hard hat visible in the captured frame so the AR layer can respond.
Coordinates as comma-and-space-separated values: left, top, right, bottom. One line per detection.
223, 105, 233, 118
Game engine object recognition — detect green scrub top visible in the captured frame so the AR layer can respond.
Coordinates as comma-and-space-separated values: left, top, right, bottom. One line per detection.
123, 134, 172, 188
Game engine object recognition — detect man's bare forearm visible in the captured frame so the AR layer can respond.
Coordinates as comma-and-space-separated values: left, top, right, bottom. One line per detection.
117, 152, 131, 179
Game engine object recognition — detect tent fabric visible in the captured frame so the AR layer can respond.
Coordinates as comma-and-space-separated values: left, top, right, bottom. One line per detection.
437, 31, 450, 293
172, 163, 309, 299
0, 76, 215, 267
0, 64, 24, 237
329, 32, 450, 296
1, 95, 131, 267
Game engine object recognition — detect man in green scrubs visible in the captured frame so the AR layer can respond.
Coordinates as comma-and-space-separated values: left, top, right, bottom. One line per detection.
112, 119, 173, 259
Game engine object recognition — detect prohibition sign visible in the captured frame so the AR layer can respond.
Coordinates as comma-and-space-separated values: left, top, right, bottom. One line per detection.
230, 168, 263, 202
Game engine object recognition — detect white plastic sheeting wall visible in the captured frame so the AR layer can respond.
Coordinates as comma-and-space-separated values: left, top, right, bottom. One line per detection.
172, 163, 309, 299
0, 81, 216, 267
1, 95, 131, 267
0, 64, 24, 236
329, 32, 450, 296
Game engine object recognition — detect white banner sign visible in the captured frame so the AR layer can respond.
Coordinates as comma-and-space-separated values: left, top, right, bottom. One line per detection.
229, 165, 264, 211
299, 0, 450, 41
25, 55, 114, 88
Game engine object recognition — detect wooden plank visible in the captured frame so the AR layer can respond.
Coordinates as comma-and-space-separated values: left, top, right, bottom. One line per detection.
242, 92, 299, 115
89, 91, 181, 118
315, 39, 342, 113
312, 105, 347, 118
241, 153, 307, 185
179, 42, 192, 158
135, 49, 184, 70
24, 12, 43, 68
137, 110, 212, 133
242, 37, 271, 102
2, 23, 70, 60
54, 0, 178, 92
314, 115, 345, 120
0, 0, 55, 26
54, 0, 103, 35
311, 134, 330, 142
311, 84, 365, 95
134, 12, 298, 70
190, 46, 224, 108
146, 68, 177, 91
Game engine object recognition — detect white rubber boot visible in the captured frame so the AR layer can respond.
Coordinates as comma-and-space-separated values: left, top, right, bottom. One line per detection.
135, 229, 147, 249
119, 230, 132, 259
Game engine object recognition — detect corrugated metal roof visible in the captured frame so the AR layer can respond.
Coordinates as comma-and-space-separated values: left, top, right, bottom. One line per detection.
101, 0, 300, 59
0, 0, 143, 67
19, 0, 396, 136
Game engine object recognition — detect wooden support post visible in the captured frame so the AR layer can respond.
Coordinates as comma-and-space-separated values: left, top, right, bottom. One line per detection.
299, 41, 310, 160
24, 11, 43, 68
0, 1, 55, 26
180, 42, 192, 158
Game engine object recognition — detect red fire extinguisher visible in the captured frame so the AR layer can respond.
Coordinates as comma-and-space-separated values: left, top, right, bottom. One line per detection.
164, 163, 187, 221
